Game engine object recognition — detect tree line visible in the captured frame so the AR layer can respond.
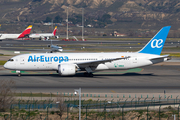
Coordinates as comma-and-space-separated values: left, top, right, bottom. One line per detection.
44, 13, 113, 28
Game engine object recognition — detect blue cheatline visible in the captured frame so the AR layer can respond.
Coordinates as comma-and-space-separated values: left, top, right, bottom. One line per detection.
138, 26, 171, 55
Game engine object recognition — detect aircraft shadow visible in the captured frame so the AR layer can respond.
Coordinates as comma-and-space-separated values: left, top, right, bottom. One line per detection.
75, 72, 155, 77
0, 72, 154, 77
95, 72, 154, 76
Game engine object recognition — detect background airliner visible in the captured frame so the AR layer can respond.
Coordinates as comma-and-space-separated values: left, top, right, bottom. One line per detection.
29, 26, 58, 40
0, 25, 32, 40
4, 26, 171, 77
47, 40, 63, 53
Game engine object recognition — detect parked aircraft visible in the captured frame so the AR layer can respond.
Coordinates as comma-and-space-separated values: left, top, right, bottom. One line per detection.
4, 26, 171, 77
0, 25, 32, 40
29, 26, 58, 40
47, 40, 63, 53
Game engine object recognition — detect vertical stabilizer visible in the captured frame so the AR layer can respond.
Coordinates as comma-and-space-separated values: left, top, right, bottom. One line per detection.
53, 26, 57, 36
138, 26, 171, 55
18, 25, 32, 38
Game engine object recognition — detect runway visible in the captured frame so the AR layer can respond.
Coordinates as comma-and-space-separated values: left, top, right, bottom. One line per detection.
0, 64, 180, 93
0, 39, 179, 53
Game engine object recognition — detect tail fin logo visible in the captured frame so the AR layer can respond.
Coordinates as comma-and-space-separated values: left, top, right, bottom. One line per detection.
18, 25, 32, 38
138, 26, 171, 55
53, 26, 57, 36
151, 39, 163, 48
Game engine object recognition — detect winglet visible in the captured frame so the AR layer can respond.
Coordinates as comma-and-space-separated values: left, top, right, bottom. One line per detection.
138, 26, 171, 55
18, 25, 33, 38
53, 26, 57, 36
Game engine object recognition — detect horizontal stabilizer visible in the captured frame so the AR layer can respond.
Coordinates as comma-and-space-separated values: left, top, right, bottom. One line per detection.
149, 55, 169, 60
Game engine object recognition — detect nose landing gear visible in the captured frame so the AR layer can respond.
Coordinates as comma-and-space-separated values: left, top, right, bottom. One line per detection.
16, 70, 21, 77
18, 73, 21, 77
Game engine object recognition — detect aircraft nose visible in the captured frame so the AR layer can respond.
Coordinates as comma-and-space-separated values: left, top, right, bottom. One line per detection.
3, 62, 9, 69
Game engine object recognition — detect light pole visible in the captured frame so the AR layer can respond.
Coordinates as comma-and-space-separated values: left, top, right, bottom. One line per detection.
172, 114, 176, 120
74, 88, 81, 120
66, 7, 69, 40
176, 95, 179, 103
51, 19, 53, 32
77, 8, 84, 41
82, 8, 84, 41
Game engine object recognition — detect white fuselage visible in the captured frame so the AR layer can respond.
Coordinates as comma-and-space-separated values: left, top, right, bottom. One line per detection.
51, 45, 63, 52
0, 34, 20, 40
29, 33, 54, 39
4, 52, 167, 71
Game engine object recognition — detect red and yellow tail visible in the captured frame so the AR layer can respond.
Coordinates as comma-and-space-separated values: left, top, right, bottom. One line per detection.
18, 25, 32, 38
53, 26, 57, 36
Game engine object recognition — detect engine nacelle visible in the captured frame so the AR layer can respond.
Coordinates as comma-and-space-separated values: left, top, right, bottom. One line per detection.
45, 37, 49, 40
58, 64, 76, 76
39, 36, 44, 40
55, 36, 59, 39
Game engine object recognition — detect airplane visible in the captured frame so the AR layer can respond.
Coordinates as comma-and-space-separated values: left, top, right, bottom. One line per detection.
47, 40, 63, 53
4, 26, 171, 77
29, 26, 58, 40
0, 25, 32, 40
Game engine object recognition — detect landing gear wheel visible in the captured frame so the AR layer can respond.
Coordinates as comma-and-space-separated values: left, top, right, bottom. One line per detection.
18, 73, 21, 77
89, 73, 93, 77
84, 72, 93, 77
84, 72, 88, 76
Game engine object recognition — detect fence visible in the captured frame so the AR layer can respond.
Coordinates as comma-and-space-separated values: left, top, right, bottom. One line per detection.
17, 92, 179, 101
2, 97, 180, 120
1, 92, 180, 120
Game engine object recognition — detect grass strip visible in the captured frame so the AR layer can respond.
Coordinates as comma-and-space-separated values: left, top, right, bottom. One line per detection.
0, 60, 6, 65
14, 93, 57, 97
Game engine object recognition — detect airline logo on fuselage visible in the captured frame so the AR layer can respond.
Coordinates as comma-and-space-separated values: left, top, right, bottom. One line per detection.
28, 55, 68, 63
151, 39, 163, 48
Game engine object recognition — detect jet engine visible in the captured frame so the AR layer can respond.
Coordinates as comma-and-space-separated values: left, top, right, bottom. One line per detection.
55, 36, 59, 39
45, 37, 49, 40
39, 36, 44, 40
58, 64, 76, 76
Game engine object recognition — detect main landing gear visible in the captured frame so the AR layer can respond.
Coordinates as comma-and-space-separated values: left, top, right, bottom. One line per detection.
18, 73, 21, 77
84, 72, 94, 77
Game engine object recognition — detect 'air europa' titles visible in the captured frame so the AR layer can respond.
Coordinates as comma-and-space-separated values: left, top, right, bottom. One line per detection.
28, 55, 68, 63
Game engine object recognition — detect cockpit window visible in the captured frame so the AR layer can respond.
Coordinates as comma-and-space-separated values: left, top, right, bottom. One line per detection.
8, 59, 14, 62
